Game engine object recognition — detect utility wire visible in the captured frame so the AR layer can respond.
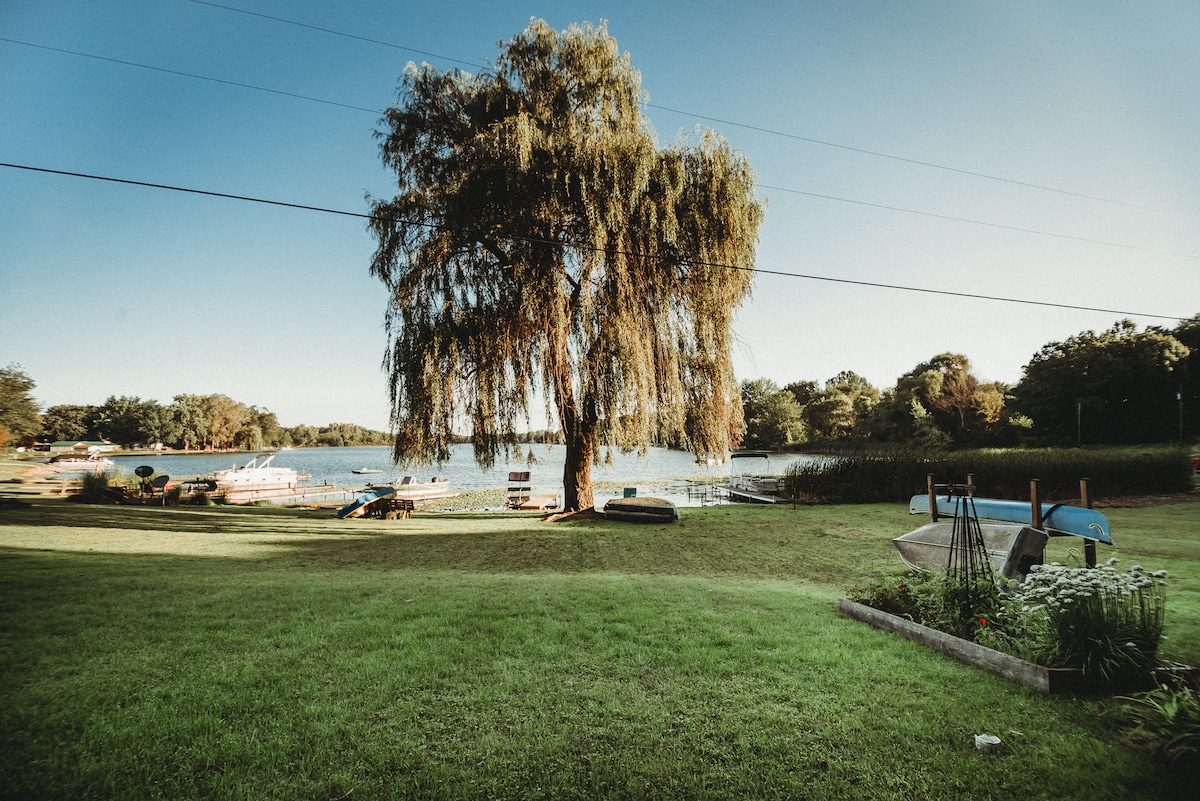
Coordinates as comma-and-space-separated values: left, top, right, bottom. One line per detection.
184, 0, 483, 70
0, 37, 381, 113
186, 0, 1176, 216
4, 36, 1195, 261
757, 184, 1200, 261
2, 162, 1189, 323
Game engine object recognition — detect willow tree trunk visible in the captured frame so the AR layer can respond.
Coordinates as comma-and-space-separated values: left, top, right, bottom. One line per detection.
550, 332, 596, 510
561, 423, 596, 511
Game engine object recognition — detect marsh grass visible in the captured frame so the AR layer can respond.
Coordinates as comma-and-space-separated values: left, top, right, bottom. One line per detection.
1, 498, 1198, 799
784, 447, 1194, 503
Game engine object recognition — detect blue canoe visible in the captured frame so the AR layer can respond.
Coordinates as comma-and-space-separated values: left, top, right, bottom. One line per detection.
908, 494, 1112, 544
338, 485, 396, 519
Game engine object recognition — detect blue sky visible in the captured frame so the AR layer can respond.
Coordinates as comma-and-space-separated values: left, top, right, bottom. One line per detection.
2, 1, 1197, 431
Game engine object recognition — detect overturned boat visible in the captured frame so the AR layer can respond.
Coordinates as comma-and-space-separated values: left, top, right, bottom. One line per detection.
893, 522, 1048, 582
602, 496, 679, 523
897, 489, 1112, 582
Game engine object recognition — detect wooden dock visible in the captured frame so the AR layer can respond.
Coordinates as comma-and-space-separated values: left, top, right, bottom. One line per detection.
517, 493, 561, 511
716, 485, 779, 504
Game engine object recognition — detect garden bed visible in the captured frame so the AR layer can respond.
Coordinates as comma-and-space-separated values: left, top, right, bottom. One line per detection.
839, 598, 1195, 694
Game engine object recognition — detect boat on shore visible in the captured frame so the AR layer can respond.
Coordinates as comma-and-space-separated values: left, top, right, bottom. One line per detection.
383, 475, 456, 501
908, 494, 1112, 543
338, 485, 396, 519
602, 496, 679, 523
893, 522, 1048, 582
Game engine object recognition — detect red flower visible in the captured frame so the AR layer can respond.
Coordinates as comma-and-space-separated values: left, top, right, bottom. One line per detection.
979, 617, 988, 626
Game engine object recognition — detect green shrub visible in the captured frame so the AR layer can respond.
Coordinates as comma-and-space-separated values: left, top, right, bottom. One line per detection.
853, 557, 1170, 688
850, 571, 939, 623
1118, 680, 1200, 770
1023, 559, 1168, 684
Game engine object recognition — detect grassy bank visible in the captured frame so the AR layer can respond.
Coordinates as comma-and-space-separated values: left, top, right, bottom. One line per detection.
1, 497, 1198, 799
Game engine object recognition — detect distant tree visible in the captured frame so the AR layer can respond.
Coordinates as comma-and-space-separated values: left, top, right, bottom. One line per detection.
287, 424, 318, 448
200, 395, 251, 450
97, 396, 150, 447
252, 407, 282, 448
1172, 314, 1200, 440
784, 380, 821, 408
0, 364, 40, 447
867, 354, 1008, 446
1013, 320, 1189, 444
41, 404, 100, 443
805, 371, 880, 441
368, 20, 763, 510
138, 401, 180, 447
170, 395, 209, 450
740, 379, 804, 449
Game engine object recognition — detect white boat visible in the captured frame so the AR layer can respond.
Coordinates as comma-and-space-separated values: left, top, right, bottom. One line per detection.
201, 453, 300, 502
369, 475, 457, 502
44, 452, 115, 472
718, 451, 780, 503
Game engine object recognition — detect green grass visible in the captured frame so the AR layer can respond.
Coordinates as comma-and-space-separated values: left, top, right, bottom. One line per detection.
2, 497, 1199, 799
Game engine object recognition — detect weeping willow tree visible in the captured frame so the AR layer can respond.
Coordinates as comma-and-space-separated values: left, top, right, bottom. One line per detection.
368, 20, 762, 511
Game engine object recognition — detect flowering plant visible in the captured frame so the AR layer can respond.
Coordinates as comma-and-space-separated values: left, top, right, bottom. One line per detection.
1021, 558, 1167, 684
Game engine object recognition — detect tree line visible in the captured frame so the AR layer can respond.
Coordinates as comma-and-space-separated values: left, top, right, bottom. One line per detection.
741, 315, 1200, 450
0, 379, 389, 451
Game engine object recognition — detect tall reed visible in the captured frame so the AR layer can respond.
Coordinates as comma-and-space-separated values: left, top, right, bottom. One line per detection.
782, 448, 1193, 503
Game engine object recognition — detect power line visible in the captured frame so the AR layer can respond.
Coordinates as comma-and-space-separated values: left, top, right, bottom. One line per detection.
4, 35, 1196, 261
184, 0, 482, 70
0, 37, 381, 114
651, 104, 1147, 210
757, 184, 1200, 261
3, 161, 1189, 323
186, 0, 1176, 216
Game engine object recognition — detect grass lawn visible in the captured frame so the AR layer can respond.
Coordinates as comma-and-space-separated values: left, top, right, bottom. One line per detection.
1, 492, 1198, 800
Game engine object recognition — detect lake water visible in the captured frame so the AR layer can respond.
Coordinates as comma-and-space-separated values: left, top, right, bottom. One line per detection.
107, 444, 817, 507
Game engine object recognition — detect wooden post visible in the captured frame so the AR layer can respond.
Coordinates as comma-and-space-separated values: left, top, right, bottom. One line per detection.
966, 473, 975, 495
927, 474, 938, 523
1030, 479, 1042, 530
1080, 478, 1096, 568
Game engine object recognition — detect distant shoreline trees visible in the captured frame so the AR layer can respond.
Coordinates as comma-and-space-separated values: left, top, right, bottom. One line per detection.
29, 392, 390, 451
742, 316, 1198, 452
6, 315, 1196, 453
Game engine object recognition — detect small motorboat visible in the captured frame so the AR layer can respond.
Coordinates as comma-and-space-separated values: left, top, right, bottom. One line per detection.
602, 496, 679, 523
352, 468, 383, 474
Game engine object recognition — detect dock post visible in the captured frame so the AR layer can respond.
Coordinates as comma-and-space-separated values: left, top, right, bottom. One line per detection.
1080, 478, 1096, 568
927, 474, 937, 523
1030, 479, 1042, 530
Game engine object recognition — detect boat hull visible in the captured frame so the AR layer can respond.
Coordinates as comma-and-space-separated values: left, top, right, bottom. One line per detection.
893, 522, 1048, 581
908, 494, 1111, 544
603, 496, 679, 523
339, 486, 396, 519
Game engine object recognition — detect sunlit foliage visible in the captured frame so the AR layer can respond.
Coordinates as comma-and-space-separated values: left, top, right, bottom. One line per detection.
369, 20, 763, 509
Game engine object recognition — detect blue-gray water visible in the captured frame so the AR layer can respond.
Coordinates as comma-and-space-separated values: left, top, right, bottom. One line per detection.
106, 444, 816, 507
